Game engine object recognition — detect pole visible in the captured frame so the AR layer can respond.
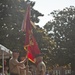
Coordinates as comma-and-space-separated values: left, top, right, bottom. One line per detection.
26, 48, 29, 75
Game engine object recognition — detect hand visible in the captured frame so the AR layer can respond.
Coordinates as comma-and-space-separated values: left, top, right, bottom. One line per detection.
23, 57, 28, 63
26, 65, 29, 70
26, 65, 29, 68
25, 57, 28, 61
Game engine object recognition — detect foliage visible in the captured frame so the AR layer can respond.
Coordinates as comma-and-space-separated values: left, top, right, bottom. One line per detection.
33, 25, 56, 66
0, 0, 56, 67
0, 0, 43, 50
44, 6, 75, 71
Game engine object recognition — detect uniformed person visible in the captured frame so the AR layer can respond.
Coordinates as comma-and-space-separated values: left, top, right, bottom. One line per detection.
35, 53, 46, 75
19, 55, 26, 75
19, 55, 30, 75
9, 49, 27, 75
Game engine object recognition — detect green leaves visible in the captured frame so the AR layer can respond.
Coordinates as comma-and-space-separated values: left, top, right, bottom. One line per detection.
44, 6, 75, 67
0, 0, 44, 51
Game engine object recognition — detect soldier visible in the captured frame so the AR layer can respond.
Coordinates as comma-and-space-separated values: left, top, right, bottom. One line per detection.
9, 49, 27, 75
35, 53, 46, 75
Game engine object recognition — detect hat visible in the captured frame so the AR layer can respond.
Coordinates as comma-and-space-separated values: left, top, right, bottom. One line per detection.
35, 53, 44, 58
12, 49, 19, 53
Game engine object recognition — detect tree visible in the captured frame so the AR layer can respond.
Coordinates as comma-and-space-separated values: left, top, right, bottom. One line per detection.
0, 0, 43, 50
44, 6, 75, 74
0, 0, 56, 69
33, 25, 56, 67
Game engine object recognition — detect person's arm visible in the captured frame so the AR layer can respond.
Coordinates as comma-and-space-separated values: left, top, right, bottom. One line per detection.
19, 66, 26, 70
20, 58, 27, 64
17, 57, 28, 66
19, 65, 28, 70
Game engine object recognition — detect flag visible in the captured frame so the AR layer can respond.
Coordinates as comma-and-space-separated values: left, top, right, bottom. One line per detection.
22, 4, 41, 63
27, 35, 41, 62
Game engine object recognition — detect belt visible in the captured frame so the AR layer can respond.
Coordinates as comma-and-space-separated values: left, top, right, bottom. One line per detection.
10, 73, 19, 75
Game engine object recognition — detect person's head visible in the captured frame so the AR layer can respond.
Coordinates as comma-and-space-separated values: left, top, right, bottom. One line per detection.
12, 49, 19, 59
19, 52, 27, 61
20, 56, 26, 61
35, 53, 44, 62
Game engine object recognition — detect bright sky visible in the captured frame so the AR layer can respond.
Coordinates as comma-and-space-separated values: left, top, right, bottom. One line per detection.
31, 0, 75, 27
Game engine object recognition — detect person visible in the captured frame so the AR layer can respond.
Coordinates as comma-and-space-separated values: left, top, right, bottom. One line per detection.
26, 65, 32, 75
4, 65, 8, 75
9, 49, 27, 75
4, 60, 9, 75
28, 70, 32, 75
19, 53, 32, 75
19, 55, 28, 75
35, 53, 46, 75
29, 66, 34, 75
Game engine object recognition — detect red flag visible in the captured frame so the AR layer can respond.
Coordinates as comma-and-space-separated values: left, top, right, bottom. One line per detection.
27, 35, 41, 62
22, 5, 41, 63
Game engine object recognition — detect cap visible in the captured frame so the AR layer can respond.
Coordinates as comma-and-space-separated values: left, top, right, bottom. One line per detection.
35, 53, 44, 58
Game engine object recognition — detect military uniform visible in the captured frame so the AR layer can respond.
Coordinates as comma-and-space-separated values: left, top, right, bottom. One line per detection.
20, 64, 26, 75
35, 53, 46, 75
9, 58, 20, 75
36, 61, 46, 75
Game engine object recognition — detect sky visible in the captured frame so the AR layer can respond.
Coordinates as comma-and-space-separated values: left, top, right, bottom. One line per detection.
30, 0, 75, 27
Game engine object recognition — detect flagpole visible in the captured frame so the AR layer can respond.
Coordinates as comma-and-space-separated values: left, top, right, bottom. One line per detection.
23, 2, 30, 66
26, 2, 30, 66
25, 47, 29, 75
27, 48, 29, 65
22, 0, 40, 67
